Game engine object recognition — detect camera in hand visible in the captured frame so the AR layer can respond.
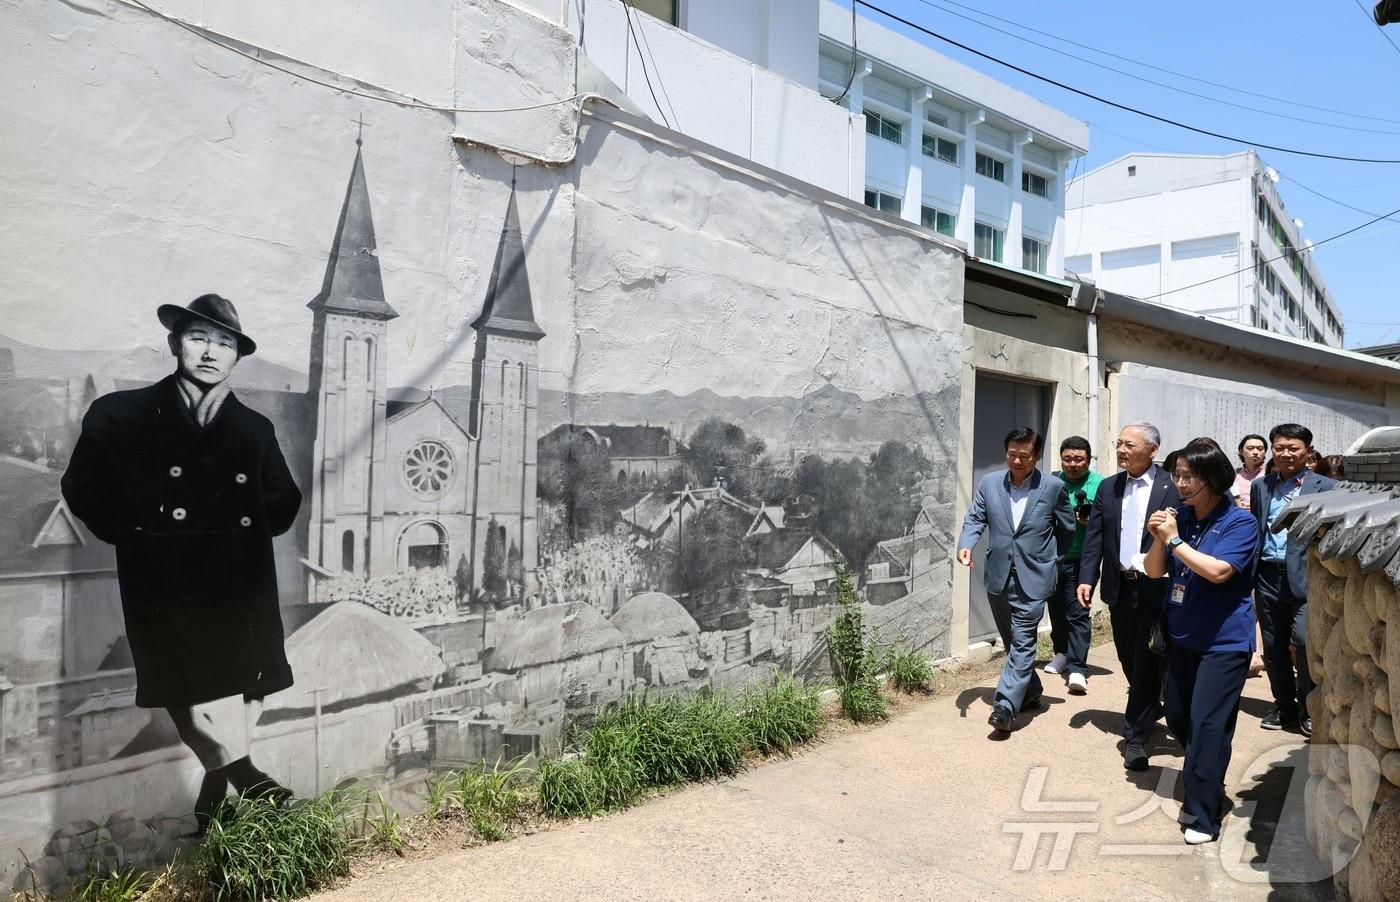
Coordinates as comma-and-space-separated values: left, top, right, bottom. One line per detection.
1073, 489, 1091, 517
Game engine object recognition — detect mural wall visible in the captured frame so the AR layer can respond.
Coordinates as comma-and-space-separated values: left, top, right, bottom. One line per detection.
0, 0, 962, 887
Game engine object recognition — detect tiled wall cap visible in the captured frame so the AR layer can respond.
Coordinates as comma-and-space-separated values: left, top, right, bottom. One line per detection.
1346, 426, 1400, 455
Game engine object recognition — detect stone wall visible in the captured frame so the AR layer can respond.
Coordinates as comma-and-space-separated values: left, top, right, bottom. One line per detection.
1292, 429, 1400, 899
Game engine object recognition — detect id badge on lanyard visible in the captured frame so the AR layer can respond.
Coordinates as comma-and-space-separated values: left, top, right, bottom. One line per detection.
1170, 582, 1186, 606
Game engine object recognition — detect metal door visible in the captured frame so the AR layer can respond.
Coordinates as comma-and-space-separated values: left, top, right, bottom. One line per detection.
968, 373, 1051, 644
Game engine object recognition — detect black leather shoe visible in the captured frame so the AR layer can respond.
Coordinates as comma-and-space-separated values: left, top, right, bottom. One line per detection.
1123, 741, 1149, 771
1261, 709, 1299, 731
1301, 717, 1313, 738
988, 706, 1013, 734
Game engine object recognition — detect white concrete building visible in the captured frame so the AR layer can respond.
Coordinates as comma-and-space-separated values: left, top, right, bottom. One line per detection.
569, 0, 1090, 276
815, 1, 1088, 276
1065, 151, 1345, 347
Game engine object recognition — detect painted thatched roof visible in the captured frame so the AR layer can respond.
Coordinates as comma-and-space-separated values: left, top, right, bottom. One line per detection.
490, 603, 626, 671
269, 602, 444, 709
609, 592, 699, 645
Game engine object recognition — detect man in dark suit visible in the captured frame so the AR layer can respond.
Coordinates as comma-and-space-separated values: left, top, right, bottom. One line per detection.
62, 294, 302, 831
958, 426, 1074, 736
1077, 423, 1179, 771
1251, 423, 1335, 737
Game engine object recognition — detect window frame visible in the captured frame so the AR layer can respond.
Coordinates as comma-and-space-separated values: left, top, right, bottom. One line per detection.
865, 188, 903, 216
920, 204, 956, 237
1021, 235, 1047, 274
975, 151, 1007, 183
974, 222, 1005, 262
921, 132, 959, 165
864, 108, 905, 146
1021, 169, 1050, 198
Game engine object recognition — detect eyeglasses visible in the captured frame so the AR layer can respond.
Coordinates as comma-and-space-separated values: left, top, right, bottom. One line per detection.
1170, 472, 1201, 485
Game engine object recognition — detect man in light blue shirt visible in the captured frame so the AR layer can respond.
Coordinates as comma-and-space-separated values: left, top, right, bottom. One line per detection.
1250, 423, 1335, 736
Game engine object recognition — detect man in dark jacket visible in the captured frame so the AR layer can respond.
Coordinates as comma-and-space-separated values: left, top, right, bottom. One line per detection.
62, 294, 301, 830
1251, 423, 1335, 736
1076, 423, 1179, 771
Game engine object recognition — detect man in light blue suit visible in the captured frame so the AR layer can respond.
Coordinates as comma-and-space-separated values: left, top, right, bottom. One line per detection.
958, 426, 1075, 735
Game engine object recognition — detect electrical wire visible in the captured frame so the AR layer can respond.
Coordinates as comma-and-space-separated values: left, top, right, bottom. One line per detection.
854, 0, 1400, 164
1353, 0, 1400, 59
1141, 203, 1400, 301
909, 0, 1400, 135
834, 1, 859, 104
128, 0, 594, 115
621, 0, 672, 129
625, 0, 680, 130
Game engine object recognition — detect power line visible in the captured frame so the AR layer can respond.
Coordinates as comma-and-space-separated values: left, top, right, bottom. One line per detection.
835, 1, 860, 104
1353, 0, 1400, 59
128, 0, 594, 115
625, 0, 680, 129
912, 0, 1400, 134
854, 0, 1400, 163
621, 0, 672, 130
1142, 203, 1400, 301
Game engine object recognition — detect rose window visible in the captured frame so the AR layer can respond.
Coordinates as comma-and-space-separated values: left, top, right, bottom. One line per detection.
404, 441, 454, 498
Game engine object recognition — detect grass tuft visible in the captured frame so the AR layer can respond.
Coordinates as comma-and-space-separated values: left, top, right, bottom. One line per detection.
361, 792, 406, 855
836, 678, 888, 723
453, 759, 532, 841
537, 757, 607, 819
737, 675, 823, 755
887, 647, 933, 694
194, 791, 357, 901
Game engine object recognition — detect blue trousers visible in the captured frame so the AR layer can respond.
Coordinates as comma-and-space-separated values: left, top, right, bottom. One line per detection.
989, 574, 1045, 716
1163, 644, 1250, 837
1049, 557, 1091, 676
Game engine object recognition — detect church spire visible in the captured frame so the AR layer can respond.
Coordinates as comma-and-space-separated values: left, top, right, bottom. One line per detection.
309, 135, 399, 321
471, 175, 544, 340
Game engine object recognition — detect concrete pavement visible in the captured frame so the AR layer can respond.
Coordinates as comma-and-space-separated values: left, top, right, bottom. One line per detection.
316, 644, 1336, 901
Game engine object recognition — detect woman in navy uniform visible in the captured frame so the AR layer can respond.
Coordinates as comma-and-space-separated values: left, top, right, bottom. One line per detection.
62, 294, 301, 831
1144, 440, 1259, 845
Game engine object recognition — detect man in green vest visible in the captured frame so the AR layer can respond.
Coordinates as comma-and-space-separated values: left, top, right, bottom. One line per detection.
1048, 435, 1102, 694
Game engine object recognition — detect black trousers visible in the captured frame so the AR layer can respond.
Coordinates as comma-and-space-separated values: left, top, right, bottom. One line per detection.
1255, 561, 1312, 720
1163, 644, 1250, 837
1049, 557, 1091, 675
1108, 575, 1167, 742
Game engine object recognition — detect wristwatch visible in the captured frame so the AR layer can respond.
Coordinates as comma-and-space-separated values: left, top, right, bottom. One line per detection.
1167, 537, 1185, 552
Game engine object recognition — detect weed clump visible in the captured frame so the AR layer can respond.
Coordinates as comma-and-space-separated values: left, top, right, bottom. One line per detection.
888, 646, 934, 694
826, 562, 889, 722
194, 792, 356, 901
737, 675, 823, 755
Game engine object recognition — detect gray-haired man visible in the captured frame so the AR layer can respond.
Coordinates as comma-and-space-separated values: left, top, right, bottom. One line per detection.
1077, 423, 1179, 771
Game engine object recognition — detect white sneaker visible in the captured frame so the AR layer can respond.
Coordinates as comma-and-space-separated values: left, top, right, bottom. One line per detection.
1184, 828, 1216, 845
1067, 672, 1087, 695
1045, 653, 1068, 675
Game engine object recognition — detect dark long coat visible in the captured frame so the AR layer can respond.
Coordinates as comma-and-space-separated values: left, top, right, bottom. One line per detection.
61, 374, 301, 708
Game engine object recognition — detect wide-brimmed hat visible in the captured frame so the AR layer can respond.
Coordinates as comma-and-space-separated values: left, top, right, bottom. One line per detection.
157, 294, 257, 356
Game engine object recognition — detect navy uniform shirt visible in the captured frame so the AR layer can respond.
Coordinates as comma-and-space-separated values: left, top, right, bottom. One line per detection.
1165, 499, 1259, 653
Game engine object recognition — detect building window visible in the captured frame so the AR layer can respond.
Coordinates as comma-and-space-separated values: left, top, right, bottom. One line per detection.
975, 152, 1006, 183
864, 189, 902, 215
920, 205, 956, 236
1127, 165, 1137, 176
341, 530, 356, 575
1021, 236, 1047, 274
921, 133, 958, 165
630, 0, 678, 25
1021, 170, 1049, 198
974, 223, 1004, 262
864, 109, 904, 146
404, 440, 455, 499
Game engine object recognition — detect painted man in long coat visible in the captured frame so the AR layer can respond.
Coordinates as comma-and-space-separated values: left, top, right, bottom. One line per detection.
62, 294, 301, 831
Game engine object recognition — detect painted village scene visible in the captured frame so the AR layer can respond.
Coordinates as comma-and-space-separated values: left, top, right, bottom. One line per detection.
0, 141, 951, 888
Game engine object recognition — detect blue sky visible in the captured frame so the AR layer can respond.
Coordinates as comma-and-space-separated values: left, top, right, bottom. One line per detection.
861, 0, 1400, 349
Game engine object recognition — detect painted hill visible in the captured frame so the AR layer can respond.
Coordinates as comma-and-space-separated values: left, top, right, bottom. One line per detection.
0, 334, 307, 392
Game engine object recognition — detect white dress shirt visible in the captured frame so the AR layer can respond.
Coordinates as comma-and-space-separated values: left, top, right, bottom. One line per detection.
1118, 466, 1158, 572
1009, 478, 1033, 531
